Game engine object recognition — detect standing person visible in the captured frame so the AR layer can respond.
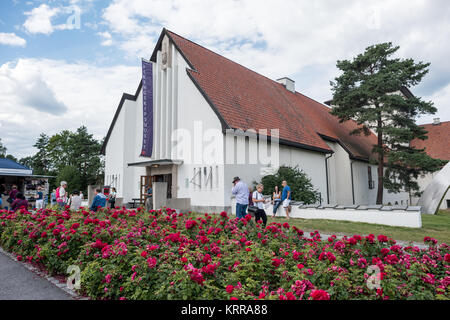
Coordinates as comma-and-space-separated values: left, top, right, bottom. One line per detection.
90, 188, 107, 212
272, 185, 282, 217
0, 184, 5, 209
108, 187, 117, 209
35, 187, 44, 210
252, 184, 268, 228
8, 185, 18, 204
56, 181, 68, 208
231, 177, 249, 219
70, 191, 82, 210
248, 186, 254, 214
281, 181, 292, 220
50, 189, 57, 206
144, 184, 153, 212
79, 191, 84, 200
11, 192, 28, 211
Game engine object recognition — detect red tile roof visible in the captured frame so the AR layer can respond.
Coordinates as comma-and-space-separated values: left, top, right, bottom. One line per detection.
411, 121, 450, 160
151, 29, 380, 160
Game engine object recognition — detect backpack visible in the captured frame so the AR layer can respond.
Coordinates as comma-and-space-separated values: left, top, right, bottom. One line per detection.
56, 187, 63, 202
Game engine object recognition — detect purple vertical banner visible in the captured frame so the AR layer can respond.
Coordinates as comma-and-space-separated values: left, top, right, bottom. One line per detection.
141, 59, 153, 157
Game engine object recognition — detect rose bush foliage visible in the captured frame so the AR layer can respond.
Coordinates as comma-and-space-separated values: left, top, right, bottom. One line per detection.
0, 206, 449, 300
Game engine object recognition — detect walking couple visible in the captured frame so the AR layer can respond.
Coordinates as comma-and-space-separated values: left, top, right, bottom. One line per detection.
272, 181, 292, 219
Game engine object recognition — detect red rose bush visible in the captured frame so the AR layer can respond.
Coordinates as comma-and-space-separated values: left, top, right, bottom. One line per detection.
0, 207, 449, 300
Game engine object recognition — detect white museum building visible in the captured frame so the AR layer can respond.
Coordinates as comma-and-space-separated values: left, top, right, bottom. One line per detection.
101, 28, 411, 213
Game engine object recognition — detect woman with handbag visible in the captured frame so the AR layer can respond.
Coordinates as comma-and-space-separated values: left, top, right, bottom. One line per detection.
109, 187, 117, 209
252, 184, 268, 228
272, 185, 282, 217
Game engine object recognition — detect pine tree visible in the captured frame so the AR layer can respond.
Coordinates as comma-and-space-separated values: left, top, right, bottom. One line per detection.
330, 42, 445, 204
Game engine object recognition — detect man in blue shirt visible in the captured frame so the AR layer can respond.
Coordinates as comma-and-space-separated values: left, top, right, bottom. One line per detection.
281, 181, 292, 220
90, 188, 107, 212
145, 185, 153, 212
231, 177, 249, 219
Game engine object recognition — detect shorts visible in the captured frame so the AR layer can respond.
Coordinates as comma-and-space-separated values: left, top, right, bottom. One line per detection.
36, 199, 44, 209
282, 199, 291, 208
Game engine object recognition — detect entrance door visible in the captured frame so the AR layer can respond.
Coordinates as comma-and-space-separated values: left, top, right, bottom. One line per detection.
140, 175, 152, 205
140, 174, 172, 204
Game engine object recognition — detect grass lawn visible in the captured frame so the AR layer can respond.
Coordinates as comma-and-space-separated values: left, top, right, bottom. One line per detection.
264, 210, 450, 245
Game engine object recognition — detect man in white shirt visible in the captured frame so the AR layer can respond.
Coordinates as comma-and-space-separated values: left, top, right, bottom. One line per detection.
252, 183, 268, 228
70, 190, 82, 210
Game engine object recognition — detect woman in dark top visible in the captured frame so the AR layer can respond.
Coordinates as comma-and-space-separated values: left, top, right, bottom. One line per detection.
11, 192, 28, 211
248, 186, 254, 208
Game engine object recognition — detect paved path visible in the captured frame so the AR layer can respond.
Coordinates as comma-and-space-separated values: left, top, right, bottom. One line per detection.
0, 251, 72, 300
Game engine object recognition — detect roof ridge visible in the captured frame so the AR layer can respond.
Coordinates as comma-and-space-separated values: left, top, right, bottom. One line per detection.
419, 120, 450, 126
166, 29, 295, 92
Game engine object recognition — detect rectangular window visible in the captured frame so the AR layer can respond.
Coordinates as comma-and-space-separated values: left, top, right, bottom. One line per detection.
368, 166, 374, 189
215, 166, 219, 189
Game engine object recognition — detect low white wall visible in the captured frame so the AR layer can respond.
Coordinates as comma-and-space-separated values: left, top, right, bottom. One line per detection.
231, 199, 422, 228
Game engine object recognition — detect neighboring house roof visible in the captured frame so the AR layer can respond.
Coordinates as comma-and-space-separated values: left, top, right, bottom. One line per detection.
410, 121, 450, 161
0, 158, 30, 171
102, 28, 381, 160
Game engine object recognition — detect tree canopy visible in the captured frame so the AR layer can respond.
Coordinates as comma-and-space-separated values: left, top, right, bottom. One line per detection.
330, 42, 445, 203
20, 126, 104, 193
0, 138, 19, 163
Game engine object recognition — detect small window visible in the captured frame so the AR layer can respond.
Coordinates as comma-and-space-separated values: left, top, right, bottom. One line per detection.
368, 166, 374, 189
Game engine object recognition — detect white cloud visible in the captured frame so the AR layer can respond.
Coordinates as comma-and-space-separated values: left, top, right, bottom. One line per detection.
22, 3, 82, 35
0, 58, 140, 158
98, 31, 113, 46
0, 32, 26, 47
23, 4, 60, 35
418, 83, 450, 125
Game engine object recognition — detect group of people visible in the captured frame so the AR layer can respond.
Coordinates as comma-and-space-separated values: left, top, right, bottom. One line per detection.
0, 178, 119, 214
3, 185, 29, 211
231, 176, 292, 228
50, 181, 81, 209
52, 181, 116, 212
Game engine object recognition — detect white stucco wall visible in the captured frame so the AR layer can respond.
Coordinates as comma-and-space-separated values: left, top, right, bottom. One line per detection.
104, 98, 126, 198
174, 42, 226, 208
223, 135, 328, 208
325, 141, 353, 205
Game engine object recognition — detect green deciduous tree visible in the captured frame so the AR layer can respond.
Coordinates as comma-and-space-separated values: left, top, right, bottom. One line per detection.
0, 138, 19, 162
330, 42, 445, 204
257, 166, 321, 204
56, 165, 83, 194
32, 133, 51, 175
24, 126, 104, 193
0, 139, 6, 157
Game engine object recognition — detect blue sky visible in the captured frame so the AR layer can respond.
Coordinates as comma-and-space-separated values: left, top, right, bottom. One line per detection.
0, 0, 449, 158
